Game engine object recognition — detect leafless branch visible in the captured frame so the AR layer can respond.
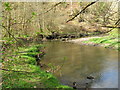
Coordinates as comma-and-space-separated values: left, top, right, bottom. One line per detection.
0, 24, 18, 42
102, 25, 120, 28
66, 0, 99, 23
115, 19, 120, 25
38, 2, 63, 16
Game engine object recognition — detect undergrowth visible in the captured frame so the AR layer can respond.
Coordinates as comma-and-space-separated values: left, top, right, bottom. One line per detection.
2, 45, 71, 89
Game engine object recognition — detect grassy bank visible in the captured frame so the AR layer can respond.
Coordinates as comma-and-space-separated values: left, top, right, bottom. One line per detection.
82, 29, 119, 50
2, 44, 71, 89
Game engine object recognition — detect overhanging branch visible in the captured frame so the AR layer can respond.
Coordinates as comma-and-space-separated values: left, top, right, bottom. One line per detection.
66, 0, 99, 23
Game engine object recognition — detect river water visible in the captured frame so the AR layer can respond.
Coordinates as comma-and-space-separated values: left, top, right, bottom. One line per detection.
41, 41, 118, 88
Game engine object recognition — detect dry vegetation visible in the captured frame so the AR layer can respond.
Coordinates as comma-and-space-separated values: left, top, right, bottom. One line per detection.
1, 2, 118, 40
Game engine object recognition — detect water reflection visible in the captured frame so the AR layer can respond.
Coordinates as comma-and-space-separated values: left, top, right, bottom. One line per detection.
42, 41, 118, 88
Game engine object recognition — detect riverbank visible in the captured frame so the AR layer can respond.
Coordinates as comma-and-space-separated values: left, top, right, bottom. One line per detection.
68, 29, 119, 50
2, 45, 71, 89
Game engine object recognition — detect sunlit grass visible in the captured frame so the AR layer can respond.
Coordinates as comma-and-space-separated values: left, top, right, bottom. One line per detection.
83, 29, 119, 50
2, 45, 71, 89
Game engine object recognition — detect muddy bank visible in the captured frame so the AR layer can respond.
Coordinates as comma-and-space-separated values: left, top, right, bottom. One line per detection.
67, 36, 104, 45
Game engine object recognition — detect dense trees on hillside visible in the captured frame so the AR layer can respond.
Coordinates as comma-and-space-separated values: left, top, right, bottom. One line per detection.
1, 1, 119, 89
1, 2, 118, 41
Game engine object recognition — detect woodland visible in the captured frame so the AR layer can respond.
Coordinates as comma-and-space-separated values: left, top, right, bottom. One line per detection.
0, 1, 119, 89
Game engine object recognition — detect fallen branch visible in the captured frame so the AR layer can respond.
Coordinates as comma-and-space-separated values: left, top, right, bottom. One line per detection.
102, 25, 120, 28
0, 68, 32, 73
66, 0, 99, 23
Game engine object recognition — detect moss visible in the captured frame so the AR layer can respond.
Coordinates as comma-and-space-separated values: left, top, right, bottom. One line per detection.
2, 44, 70, 89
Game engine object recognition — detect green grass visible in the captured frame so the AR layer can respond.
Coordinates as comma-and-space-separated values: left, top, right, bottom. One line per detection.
83, 29, 119, 50
2, 45, 71, 89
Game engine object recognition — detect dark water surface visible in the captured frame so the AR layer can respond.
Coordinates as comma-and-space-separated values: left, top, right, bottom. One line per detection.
41, 41, 118, 88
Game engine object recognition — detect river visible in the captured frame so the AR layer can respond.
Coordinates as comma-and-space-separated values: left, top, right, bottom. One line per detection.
41, 41, 118, 88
